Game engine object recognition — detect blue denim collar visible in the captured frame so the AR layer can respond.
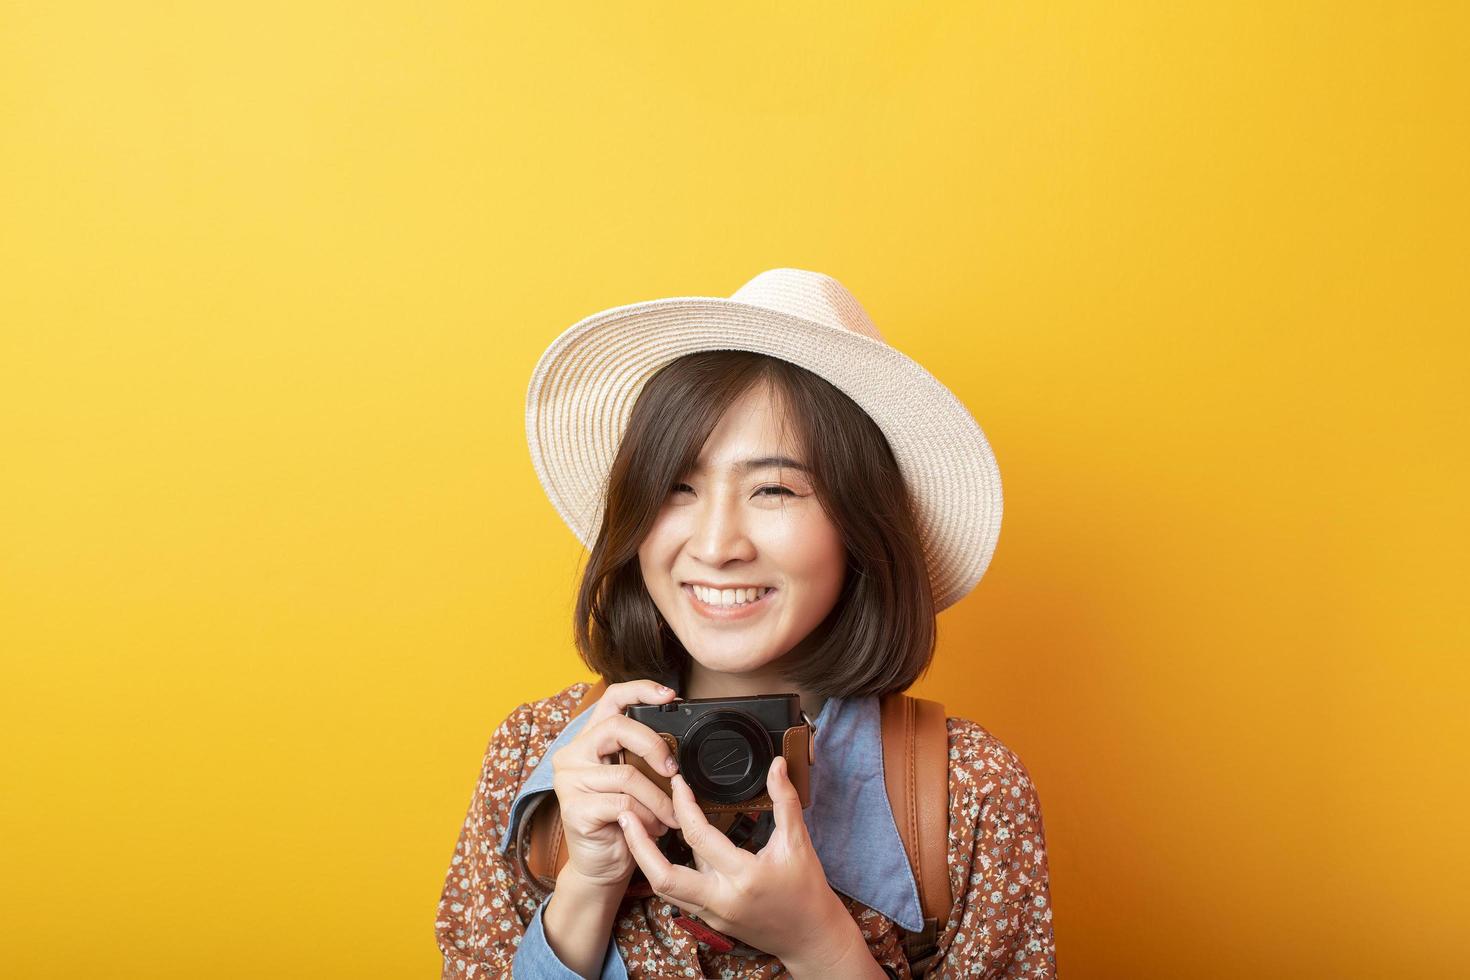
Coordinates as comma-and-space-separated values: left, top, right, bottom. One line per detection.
496, 672, 926, 933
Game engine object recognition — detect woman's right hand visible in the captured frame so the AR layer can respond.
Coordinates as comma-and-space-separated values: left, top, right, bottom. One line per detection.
550, 679, 684, 889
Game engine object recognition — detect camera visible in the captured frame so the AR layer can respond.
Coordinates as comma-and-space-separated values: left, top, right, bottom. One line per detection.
621, 693, 813, 813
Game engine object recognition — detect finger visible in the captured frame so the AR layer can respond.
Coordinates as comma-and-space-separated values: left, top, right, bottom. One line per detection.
585, 715, 680, 780
669, 773, 749, 875
588, 678, 678, 725
617, 812, 708, 912
576, 764, 680, 829
573, 792, 666, 839
766, 756, 808, 848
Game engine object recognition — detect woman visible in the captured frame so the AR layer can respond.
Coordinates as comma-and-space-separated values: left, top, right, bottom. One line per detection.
436, 269, 1057, 978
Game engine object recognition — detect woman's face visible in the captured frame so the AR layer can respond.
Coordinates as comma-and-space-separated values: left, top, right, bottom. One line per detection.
637, 383, 847, 680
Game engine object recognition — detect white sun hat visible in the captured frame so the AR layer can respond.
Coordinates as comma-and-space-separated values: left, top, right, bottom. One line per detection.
524, 267, 1004, 613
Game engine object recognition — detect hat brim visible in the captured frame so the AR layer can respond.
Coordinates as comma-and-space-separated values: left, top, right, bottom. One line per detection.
525, 296, 1003, 612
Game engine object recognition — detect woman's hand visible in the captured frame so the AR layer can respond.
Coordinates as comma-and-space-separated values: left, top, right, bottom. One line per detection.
549, 679, 684, 889
616, 754, 862, 970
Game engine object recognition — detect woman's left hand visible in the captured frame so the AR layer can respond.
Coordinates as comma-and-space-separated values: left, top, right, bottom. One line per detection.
616, 754, 862, 970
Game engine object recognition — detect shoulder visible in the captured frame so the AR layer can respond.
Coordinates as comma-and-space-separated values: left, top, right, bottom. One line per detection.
477, 680, 596, 786
930, 717, 1057, 969
463, 680, 598, 842
489, 679, 595, 753
943, 716, 1047, 824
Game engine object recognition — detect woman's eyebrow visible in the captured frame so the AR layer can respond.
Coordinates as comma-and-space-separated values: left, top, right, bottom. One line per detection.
689, 456, 811, 475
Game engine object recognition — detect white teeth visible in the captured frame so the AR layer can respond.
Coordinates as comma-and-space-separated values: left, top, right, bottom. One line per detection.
690, 585, 773, 607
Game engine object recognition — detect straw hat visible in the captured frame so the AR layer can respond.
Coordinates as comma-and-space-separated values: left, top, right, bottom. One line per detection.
524, 267, 1004, 613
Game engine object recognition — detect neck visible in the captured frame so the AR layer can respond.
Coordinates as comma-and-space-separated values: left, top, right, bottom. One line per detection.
680, 658, 826, 720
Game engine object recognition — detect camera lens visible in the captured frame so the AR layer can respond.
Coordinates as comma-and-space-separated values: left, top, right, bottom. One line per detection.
678, 710, 774, 805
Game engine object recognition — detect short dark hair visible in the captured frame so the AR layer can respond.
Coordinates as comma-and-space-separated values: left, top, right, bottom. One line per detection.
572, 349, 936, 699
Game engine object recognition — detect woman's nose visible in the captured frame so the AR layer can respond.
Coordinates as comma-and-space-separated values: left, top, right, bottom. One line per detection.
687, 497, 756, 563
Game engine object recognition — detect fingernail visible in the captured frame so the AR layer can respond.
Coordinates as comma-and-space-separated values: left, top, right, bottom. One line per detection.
664, 757, 679, 775
616, 814, 629, 828
658, 685, 675, 695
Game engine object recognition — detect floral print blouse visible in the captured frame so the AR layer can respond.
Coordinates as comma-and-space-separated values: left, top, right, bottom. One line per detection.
436, 681, 1058, 977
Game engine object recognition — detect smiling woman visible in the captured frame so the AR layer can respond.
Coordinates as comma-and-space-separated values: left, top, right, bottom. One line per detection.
435, 269, 1056, 979
592, 349, 936, 713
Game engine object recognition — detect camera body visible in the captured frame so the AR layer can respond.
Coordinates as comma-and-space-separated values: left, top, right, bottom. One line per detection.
621, 693, 813, 814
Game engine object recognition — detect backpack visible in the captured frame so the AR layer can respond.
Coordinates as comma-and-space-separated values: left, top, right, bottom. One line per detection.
511, 679, 953, 976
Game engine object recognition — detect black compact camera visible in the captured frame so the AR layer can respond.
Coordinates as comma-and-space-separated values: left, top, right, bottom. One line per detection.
621, 693, 814, 810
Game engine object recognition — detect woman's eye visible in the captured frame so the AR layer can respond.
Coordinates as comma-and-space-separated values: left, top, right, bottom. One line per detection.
669, 484, 794, 497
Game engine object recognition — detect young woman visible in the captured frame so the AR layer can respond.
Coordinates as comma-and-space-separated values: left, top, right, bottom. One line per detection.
436, 269, 1057, 978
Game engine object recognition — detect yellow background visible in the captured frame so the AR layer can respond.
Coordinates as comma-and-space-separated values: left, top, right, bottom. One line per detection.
2, 2, 1466, 977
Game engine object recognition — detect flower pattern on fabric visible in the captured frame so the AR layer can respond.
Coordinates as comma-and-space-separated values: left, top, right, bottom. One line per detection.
436, 681, 1058, 978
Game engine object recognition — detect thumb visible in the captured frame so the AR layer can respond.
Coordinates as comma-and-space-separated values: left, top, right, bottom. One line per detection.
767, 756, 808, 847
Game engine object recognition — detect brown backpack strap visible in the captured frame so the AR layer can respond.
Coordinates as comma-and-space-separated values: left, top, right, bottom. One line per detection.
514, 678, 607, 893
879, 692, 952, 975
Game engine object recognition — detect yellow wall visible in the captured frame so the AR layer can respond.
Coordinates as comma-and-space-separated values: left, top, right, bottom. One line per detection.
2, 3, 1465, 977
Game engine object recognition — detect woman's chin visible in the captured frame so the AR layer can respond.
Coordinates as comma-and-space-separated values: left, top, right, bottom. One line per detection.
684, 645, 783, 678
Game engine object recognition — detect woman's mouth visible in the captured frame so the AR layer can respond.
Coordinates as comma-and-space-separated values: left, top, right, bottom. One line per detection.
682, 583, 777, 620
